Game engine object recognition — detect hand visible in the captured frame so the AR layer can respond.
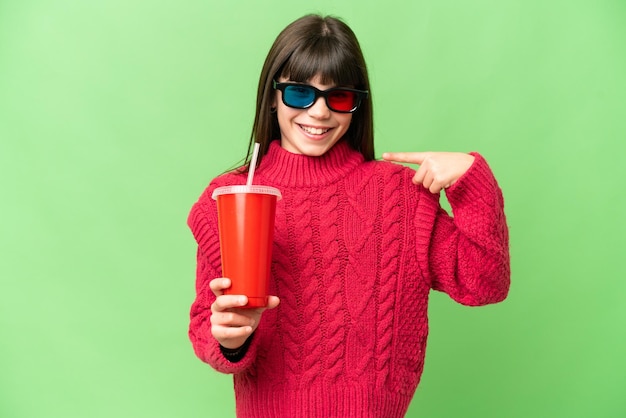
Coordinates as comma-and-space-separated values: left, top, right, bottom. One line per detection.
209, 278, 280, 349
382, 151, 475, 194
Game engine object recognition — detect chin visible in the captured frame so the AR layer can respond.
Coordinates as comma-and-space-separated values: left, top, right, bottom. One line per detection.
281, 135, 343, 156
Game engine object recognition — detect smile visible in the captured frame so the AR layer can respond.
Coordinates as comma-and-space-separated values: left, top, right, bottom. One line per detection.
299, 125, 331, 135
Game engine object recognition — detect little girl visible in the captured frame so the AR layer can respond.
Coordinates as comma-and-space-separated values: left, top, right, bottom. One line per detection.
188, 14, 510, 418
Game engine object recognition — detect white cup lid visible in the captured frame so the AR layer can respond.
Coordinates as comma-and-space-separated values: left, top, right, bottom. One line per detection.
212, 185, 282, 200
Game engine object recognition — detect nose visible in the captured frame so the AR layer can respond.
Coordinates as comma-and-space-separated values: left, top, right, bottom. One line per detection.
307, 96, 331, 119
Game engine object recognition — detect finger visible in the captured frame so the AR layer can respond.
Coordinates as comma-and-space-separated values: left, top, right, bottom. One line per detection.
212, 295, 249, 312
382, 152, 428, 165
427, 173, 447, 194
242, 296, 280, 317
209, 278, 231, 296
247, 296, 281, 316
422, 171, 434, 191
422, 172, 442, 193
429, 182, 443, 194
266, 296, 280, 309
412, 165, 426, 185
211, 324, 253, 342
211, 310, 256, 328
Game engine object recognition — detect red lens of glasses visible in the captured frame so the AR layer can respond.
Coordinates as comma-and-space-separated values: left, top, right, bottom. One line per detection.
327, 90, 357, 112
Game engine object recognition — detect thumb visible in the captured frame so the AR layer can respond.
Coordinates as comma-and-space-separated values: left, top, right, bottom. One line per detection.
382, 152, 427, 165
266, 296, 280, 310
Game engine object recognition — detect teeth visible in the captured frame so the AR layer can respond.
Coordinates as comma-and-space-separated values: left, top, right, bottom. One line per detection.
301, 125, 329, 135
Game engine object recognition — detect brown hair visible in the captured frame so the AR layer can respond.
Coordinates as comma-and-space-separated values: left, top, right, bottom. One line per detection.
242, 14, 374, 170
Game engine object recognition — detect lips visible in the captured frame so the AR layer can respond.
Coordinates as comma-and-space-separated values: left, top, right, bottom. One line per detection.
299, 124, 331, 135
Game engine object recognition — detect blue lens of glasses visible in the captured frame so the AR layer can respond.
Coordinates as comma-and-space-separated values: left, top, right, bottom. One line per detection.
283, 85, 316, 107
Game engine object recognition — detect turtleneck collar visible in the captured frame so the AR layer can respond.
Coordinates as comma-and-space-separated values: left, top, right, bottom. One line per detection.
255, 140, 365, 188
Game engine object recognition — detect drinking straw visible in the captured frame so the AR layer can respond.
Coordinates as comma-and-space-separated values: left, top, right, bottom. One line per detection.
246, 142, 260, 187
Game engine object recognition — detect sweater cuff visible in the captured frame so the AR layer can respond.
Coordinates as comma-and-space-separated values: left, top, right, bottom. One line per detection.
445, 152, 502, 211
220, 335, 254, 363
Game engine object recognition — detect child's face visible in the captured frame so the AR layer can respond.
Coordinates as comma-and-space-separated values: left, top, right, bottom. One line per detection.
273, 75, 352, 157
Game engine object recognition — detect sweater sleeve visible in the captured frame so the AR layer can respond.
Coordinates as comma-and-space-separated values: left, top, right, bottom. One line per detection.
424, 152, 510, 306
187, 184, 260, 374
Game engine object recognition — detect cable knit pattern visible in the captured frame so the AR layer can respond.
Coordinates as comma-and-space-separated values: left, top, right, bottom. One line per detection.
188, 140, 510, 418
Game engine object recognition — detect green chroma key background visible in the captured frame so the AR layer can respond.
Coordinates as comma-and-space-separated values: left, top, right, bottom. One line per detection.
1, 0, 624, 417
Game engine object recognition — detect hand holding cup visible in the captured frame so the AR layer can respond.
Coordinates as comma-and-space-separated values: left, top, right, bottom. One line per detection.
209, 277, 280, 349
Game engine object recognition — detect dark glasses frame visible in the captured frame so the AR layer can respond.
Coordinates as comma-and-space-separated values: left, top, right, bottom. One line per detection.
273, 80, 369, 113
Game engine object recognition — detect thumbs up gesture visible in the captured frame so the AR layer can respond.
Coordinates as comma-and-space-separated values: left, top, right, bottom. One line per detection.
382, 152, 475, 194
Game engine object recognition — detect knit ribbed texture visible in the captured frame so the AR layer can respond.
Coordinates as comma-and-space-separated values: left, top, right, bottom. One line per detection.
188, 139, 510, 418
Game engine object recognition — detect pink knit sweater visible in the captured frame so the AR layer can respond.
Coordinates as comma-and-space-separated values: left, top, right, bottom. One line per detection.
188, 140, 510, 418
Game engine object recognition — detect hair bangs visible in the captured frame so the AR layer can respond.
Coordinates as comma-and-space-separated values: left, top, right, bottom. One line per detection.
279, 37, 362, 88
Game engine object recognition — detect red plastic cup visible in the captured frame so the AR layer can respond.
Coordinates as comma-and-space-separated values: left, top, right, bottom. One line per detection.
212, 185, 282, 308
